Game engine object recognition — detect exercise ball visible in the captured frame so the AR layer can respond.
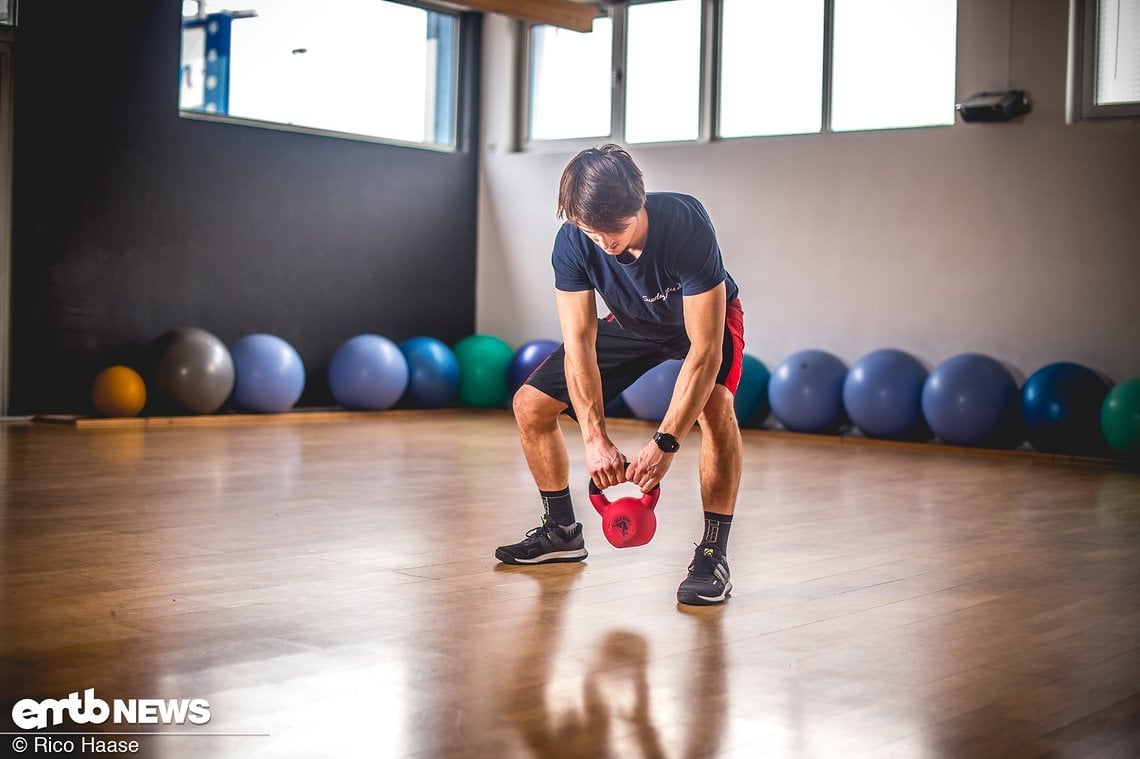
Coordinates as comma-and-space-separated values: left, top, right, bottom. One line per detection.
768, 349, 848, 433
327, 334, 408, 411
399, 336, 460, 409
843, 349, 928, 439
1021, 362, 1110, 455
508, 339, 560, 394
229, 334, 306, 413
622, 360, 682, 422
1101, 377, 1140, 455
605, 393, 633, 419
452, 334, 514, 408
92, 365, 147, 417
921, 353, 1017, 446
154, 327, 235, 415
734, 354, 771, 427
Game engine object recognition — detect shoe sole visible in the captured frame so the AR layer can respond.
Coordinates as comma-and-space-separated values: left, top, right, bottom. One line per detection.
677, 580, 732, 606
495, 548, 588, 565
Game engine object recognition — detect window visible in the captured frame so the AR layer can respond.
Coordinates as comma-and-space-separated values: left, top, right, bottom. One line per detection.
1071, 0, 1140, 119
1096, 0, 1140, 104
179, 0, 459, 148
524, 0, 704, 146
528, 19, 613, 140
524, 0, 959, 146
718, 0, 824, 138
830, 0, 957, 132
0, 0, 14, 25
625, 0, 702, 144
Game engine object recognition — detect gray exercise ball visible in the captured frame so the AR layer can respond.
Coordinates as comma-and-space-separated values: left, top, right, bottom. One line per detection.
155, 327, 235, 414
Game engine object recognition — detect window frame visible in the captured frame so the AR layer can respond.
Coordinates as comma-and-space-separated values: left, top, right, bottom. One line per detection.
518, 0, 716, 151
1068, 0, 1140, 121
522, 0, 961, 150
177, 0, 464, 152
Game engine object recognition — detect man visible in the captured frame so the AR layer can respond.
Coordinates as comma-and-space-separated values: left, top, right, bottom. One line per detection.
495, 144, 744, 606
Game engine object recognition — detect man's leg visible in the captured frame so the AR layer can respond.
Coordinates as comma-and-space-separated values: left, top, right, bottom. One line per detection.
677, 383, 742, 606
513, 384, 571, 492
495, 385, 587, 565
697, 385, 742, 517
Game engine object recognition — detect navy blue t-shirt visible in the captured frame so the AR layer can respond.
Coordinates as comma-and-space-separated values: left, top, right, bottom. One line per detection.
552, 192, 739, 341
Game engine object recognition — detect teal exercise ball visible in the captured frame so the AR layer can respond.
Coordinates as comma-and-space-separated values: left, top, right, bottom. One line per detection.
453, 334, 514, 408
1100, 376, 1140, 455
734, 354, 771, 427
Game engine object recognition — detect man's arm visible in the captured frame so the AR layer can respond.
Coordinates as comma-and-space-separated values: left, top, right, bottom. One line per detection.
555, 289, 628, 489
626, 282, 727, 492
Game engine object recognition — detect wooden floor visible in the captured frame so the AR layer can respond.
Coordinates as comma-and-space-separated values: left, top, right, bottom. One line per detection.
2, 411, 1138, 758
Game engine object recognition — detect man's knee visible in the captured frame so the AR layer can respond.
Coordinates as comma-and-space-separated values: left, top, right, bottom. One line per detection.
513, 384, 563, 429
699, 385, 738, 432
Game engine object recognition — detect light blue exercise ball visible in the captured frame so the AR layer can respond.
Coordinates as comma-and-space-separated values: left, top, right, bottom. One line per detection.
768, 349, 848, 432
327, 334, 408, 411
921, 353, 1018, 446
843, 348, 928, 439
229, 333, 306, 413
622, 360, 683, 422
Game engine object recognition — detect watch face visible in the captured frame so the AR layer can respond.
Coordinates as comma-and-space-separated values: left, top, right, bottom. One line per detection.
655, 433, 679, 452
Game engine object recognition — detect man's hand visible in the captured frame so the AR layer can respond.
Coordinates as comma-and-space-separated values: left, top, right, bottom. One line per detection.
626, 441, 674, 493
587, 439, 628, 489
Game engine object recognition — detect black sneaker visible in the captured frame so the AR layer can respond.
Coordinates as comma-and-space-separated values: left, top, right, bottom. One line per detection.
495, 517, 588, 565
677, 544, 732, 605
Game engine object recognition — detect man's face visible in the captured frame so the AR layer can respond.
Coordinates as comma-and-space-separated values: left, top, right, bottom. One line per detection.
579, 214, 639, 256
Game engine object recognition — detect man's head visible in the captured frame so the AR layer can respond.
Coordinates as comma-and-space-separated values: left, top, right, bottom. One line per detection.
558, 144, 647, 242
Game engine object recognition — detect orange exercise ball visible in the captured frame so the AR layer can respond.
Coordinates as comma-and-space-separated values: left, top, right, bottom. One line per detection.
92, 365, 147, 417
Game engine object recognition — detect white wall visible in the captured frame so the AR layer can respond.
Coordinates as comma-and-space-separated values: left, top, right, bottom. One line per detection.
477, 0, 1140, 384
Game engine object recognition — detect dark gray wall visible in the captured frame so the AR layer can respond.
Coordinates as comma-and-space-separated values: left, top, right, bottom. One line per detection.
10, 1, 481, 414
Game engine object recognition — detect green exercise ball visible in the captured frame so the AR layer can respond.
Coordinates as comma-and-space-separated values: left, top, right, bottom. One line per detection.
453, 334, 514, 408
1101, 377, 1140, 455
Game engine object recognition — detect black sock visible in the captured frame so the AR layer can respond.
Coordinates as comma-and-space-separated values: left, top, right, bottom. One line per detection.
701, 512, 733, 554
541, 487, 576, 528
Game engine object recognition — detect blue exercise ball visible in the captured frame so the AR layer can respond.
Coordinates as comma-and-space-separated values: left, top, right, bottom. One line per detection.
922, 353, 1017, 446
229, 333, 306, 413
843, 348, 928, 439
734, 354, 771, 428
327, 334, 408, 411
622, 360, 682, 422
1021, 362, 1110, 455
605, 393, 633, 419
508, 339, 560, 394
399, 336, 460, 409
768, 349, 848, 432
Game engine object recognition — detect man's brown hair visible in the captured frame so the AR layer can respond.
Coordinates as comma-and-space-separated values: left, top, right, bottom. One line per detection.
557, 144, 647, 233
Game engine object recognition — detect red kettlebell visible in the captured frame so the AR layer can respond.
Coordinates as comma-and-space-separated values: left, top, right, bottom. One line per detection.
588, 479, 661, 548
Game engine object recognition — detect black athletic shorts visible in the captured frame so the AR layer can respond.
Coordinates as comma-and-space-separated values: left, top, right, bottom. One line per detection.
525, 298, 745, 410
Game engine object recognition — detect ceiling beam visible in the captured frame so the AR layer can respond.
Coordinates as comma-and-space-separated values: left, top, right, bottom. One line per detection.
454, 0, 598, 33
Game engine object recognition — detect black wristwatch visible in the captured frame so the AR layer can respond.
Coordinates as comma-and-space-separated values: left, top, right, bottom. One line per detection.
653, 431, 680, 453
